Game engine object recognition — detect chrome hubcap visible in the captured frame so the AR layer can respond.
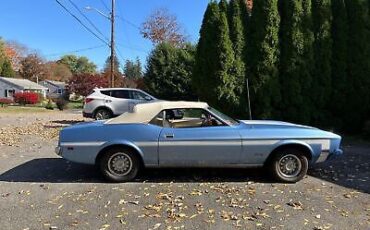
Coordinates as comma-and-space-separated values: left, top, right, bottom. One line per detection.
108, 152, 133, 176
278, 154, 302, 178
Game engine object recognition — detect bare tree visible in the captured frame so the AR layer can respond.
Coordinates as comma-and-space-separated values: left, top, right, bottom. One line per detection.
44, 61, 73, 82
141, 8, 188, 47
4, 40, 29, 71
19, 53, 47, 82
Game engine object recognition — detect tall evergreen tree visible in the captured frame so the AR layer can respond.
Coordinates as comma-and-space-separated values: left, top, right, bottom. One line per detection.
247, 0, 280, 119
219, 0, 229, 15
278, 0, 314, 124
301, 0, 315, 123
311, 0, 333, 126
330, 0, 348, 130
194, 1, 237, 112
228, 0, 248, 116
124, 58, 143, 80
344, 0, 370, 132
104, 55, 121, 75
1, 59, 15, 78
0, 38, 6, 74
145, 43, 196, 100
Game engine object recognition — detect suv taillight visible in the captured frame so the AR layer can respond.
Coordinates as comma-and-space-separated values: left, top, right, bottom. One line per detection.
85, 98, 94, 104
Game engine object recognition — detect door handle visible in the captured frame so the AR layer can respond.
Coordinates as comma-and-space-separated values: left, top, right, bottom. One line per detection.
165, 134, 174, 139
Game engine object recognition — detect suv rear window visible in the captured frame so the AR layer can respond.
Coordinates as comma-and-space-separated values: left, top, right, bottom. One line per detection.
101, 90, 111, 96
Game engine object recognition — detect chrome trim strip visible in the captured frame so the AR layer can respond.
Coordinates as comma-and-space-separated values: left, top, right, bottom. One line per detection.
60, 142, 105, 147
159, 140, 241, 146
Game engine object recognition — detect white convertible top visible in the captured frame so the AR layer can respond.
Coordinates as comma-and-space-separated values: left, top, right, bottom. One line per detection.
106, 101, 209, 124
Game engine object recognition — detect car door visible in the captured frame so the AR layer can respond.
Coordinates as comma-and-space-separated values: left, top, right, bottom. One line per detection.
108, 90, 130, 114
158, 109, 242, 167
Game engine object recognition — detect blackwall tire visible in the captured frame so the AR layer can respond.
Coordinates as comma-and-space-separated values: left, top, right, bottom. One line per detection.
270, 148, 308, 183
99, 147, 140, 182
94, 109, 112, 120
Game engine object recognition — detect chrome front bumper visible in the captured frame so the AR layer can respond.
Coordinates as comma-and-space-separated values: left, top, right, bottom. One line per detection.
55, 146, 62, 156
316, 149, 343, 163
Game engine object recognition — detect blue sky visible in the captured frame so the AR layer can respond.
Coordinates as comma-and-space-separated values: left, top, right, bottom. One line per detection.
0, 0, 208, 70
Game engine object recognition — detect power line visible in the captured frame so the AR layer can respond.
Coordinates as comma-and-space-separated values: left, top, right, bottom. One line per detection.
115, 48, 125, 62
116, 0, 140, 30
99, 0, 110, 12
116, 43, 149, 53
55, 0, 109, 46
117, 16, 141, 30
66, 0, 110, 43
114, 48, 127, 72
44, 45, 107, 57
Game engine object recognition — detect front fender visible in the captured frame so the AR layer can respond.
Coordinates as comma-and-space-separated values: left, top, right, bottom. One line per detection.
272, 139, 315, 162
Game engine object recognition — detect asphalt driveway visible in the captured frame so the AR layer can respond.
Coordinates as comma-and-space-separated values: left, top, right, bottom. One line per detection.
0, 111, 369, 229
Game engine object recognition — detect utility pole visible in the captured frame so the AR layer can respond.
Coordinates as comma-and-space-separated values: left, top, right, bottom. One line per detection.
110, 0, 115, 88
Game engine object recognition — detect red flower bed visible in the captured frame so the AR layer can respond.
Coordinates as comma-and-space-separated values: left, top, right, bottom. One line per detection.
0, 98, 13, 106
14, 92, 39, 105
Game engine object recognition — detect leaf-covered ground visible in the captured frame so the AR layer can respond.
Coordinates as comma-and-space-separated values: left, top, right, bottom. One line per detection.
0, 112, 369, 230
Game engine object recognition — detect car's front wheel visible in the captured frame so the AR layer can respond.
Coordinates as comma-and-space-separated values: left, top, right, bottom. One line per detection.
94, 108, 112, 120
270, 149, 308, 183
99, 147, 140, 182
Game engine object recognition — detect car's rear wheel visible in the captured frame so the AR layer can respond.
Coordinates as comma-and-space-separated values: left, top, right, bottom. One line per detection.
99, 147, 140, 182
270, 149, 308, 183
94, 108, 112, 120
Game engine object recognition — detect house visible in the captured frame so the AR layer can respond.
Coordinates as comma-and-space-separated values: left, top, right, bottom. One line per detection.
0, 77, 48, 99
39, 80, 66, 99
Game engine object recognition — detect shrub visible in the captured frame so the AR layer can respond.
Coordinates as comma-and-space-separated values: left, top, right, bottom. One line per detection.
45, 100, 54, 110
0, 98, 13, 107
14, 92, 39, 105
56, 98, 68, 111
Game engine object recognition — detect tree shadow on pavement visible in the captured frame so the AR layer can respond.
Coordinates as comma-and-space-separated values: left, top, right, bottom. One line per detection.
0, 158, 273, 184
309, 144, 370, 194
50, 120, 85, 126
0, 159, 102, 183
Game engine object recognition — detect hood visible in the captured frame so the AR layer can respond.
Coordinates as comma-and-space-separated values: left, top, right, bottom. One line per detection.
240, 120, 318, 130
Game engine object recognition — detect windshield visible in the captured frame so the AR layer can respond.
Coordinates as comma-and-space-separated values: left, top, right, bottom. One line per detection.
208, 107, 239, 126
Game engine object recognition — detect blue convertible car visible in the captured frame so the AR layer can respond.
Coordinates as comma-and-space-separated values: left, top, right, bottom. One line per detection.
56, 101, 343, 183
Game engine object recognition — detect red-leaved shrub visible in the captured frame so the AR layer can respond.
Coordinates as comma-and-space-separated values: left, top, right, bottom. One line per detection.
0, 98, 13, 107
14, 92, 39, 105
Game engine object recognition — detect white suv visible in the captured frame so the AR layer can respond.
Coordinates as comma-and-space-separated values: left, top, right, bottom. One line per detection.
83, 88, 156, 120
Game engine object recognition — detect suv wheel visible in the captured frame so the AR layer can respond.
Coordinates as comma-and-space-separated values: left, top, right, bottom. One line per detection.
94, 108, 112, 120
99, 147, 140, 182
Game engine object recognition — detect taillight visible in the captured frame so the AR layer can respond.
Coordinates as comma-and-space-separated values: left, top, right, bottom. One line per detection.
85, 98, 94, 104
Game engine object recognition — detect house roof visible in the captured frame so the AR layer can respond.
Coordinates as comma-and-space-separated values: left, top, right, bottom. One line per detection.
107, 101, 209, 124
0, 77, 48, 90
42, 80, 66, 88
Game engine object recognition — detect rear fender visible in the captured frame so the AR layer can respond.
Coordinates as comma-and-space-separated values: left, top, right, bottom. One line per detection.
98, 140, 144, 158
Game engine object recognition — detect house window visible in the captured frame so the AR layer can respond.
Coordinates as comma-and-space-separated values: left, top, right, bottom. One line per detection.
5, 89, 15, 98
57, 89, 63, 94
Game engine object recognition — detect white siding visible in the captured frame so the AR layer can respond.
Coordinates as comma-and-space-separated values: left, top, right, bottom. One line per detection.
0, 80, 22, 98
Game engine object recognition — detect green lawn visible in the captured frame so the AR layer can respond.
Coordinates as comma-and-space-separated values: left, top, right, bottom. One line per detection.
0, 105, 54, 114
68, 101, 84, 109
